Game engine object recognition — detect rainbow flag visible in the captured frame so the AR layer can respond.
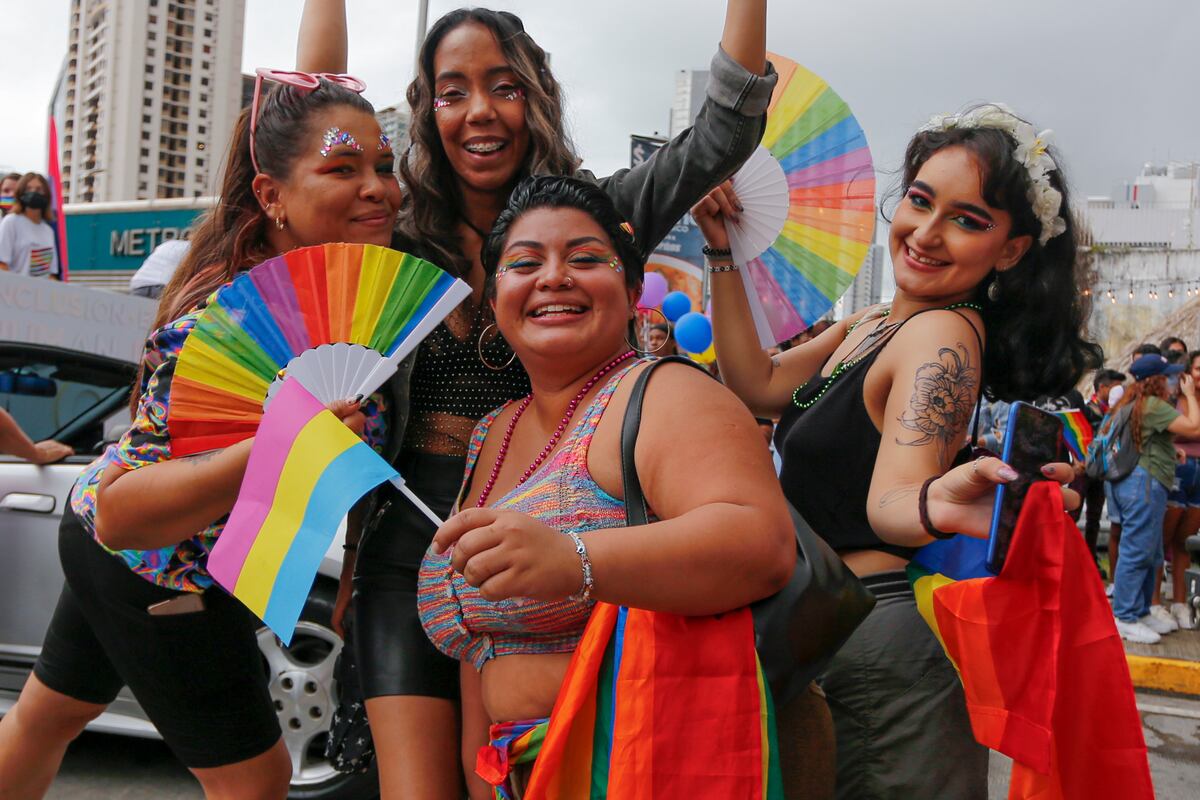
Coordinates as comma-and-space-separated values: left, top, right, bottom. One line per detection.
911, 483, 1152, 799
46, 114, 68, 280
1054, 409, 1093, 462
489, 603, 782, 800
208, 378, 396, 643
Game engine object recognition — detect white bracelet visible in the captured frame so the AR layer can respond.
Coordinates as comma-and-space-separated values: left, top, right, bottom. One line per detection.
566, 531, 594, 602
706, 258, 740, 273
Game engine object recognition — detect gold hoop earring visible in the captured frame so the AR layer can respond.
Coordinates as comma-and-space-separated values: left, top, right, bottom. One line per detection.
626, 306, 670, 354
478, 323, 517, 371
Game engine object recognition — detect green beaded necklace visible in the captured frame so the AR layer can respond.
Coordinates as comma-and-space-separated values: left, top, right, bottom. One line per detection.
791, 302, 983, 410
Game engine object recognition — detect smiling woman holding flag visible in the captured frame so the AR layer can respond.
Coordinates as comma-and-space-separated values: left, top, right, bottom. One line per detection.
699, 103, 1102, 798
0, 72, 400, 798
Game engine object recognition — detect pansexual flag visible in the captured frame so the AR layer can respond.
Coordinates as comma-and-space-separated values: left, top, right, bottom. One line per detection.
912, 483, 1152, 799
208, 378, 396, 644
1054, 409, 1094, 462
490, 603, 783, 800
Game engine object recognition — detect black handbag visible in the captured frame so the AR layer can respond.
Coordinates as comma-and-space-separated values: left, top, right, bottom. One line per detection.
619, 357, 875, 707
324, 616, 376, 774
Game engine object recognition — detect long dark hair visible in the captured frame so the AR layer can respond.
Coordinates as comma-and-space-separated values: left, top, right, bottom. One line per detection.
1111, 374, 1169, 453
156, 80, 373, 330
481, 176, 644, 296
138, 79, 373, 411
897, 113, 1103, 400
398, 8, 581, 277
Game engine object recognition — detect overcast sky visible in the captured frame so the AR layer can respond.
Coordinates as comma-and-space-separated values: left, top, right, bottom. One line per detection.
2, 0, 1196, 203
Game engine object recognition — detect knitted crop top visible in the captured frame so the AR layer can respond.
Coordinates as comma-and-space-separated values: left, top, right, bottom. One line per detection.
417, 360, 642, 670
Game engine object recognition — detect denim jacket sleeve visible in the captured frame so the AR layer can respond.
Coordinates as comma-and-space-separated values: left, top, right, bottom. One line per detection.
582, 46, 778, 258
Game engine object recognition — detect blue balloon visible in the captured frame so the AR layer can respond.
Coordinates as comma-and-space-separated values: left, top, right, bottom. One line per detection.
661, 291, 693, 322
674, 312, 713, 354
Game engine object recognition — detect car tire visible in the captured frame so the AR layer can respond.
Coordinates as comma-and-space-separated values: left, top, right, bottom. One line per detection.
257, 580, 379, 800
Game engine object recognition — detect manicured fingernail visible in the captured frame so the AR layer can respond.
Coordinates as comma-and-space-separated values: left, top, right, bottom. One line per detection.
430, 541, 444, 555
350, 394, 363, 405
735, 202, 745, 212
999, 466, 1019, 481
1040, 465, 1055, 476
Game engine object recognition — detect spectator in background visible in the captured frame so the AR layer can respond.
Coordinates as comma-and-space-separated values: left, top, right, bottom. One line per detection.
1160, 337, 1188, 360
1109, 354, 1200, 643
1155, 349, 1200, 630
129, 238, 190, 300
0, 173, 59, 279
1134, 342, 1162, 359
1084, 369, 1126, 572
645, 322, 678, 356
0, 172, 21, 216
0, 408, 73, 464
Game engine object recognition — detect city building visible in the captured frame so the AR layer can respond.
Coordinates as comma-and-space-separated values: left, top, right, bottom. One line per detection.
845, 244, 885, 316
55, 0, 246, 203
375, 104, 411, 151
669, 69, 708, 138
1079, 161, 1200, 360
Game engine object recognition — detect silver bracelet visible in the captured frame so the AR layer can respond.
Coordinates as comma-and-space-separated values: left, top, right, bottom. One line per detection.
566, 531, 594, 602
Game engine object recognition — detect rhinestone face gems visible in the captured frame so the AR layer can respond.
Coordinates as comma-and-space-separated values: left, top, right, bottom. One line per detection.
320, 127, 364, 158
433, 97, 452, 112
608, 257, 623, 274
378, 133, 391, 151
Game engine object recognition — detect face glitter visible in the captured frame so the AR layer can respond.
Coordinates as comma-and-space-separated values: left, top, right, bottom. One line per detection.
320, 127, 364, 158
608, 257, 623, 274
378, 133, 391, 151
433, 97, 452, 111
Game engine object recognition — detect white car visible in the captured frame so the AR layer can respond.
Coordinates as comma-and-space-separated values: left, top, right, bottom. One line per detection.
0, 273, 374, 799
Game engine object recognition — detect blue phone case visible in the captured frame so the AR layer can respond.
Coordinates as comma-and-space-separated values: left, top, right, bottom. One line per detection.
986, 403, 1023, 575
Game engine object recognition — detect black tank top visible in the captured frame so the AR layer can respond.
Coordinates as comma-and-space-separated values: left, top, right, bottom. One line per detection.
775, 308, 982, 559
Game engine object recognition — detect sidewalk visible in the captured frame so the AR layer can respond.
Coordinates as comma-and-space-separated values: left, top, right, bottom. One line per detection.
1124, 629, 1200, 695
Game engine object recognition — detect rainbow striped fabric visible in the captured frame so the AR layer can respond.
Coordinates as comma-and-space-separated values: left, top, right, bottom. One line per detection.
478, 603, 783, 800
1054, 409, 1094, 462
910, 483, 1152, 799
208, 378, 396, 644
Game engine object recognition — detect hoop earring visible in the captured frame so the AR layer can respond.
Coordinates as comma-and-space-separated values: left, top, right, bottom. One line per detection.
987, 276, 1001, 302
275, 215, 286, 231
626, 306, 670, 354
478, 323, 517, 371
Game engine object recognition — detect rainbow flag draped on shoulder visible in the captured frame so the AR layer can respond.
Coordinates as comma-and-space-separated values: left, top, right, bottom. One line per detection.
909, 483, 1152, 799
476, 603, 783, 799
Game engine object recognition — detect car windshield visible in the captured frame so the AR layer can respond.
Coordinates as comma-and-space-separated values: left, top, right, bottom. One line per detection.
0, 349, 134, 455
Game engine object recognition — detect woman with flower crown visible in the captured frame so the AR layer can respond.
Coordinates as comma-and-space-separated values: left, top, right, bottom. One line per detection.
695, 104, 1102, 798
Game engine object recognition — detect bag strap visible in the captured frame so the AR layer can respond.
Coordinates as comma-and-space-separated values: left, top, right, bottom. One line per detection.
620, 356, 711, 527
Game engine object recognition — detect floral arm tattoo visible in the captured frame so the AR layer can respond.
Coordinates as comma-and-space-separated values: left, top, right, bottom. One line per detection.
896, 343, 979, 467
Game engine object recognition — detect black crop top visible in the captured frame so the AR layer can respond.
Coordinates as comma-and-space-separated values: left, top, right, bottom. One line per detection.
403, 307, 531, 456
775, 308, 982, 560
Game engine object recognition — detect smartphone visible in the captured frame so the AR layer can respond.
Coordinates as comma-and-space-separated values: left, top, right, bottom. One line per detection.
147, 593, 206, 616
986, 402, 1064, 574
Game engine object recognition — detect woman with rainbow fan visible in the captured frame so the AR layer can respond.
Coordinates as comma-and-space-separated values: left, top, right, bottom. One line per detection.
0, 73, 400, 797
296, 2, 777, 795
700, 103, 1100, 798
417, 175, 794, 800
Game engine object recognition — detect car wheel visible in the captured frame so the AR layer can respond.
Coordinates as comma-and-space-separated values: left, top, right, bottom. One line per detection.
257, 584, 378, 800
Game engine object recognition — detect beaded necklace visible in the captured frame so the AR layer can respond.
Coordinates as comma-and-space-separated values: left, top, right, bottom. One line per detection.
476, 350, 637, 507
791, 302, 982, 410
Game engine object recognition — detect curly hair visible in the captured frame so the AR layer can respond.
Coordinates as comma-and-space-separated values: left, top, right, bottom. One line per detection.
894, 111, 1103, 400
480, 176, 644, 298
398, 8, 581, 278
1111, 374, 1170, 453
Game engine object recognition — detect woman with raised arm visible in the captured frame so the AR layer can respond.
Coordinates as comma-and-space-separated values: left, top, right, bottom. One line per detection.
0, 74, 400, 799
696, 104, 1102, 798
297, 3, 775, 796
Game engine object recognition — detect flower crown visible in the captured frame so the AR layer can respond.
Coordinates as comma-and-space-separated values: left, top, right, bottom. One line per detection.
919, 103, 1067, 246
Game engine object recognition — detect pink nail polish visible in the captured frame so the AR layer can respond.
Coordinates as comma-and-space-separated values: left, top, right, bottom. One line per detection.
998, 466, 1018, 481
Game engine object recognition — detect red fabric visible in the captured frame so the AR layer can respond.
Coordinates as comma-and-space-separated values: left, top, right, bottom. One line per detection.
932, 482, 1153, 799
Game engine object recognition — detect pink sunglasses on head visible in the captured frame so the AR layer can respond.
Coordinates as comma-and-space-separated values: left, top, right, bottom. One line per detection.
249, 67, 368, 174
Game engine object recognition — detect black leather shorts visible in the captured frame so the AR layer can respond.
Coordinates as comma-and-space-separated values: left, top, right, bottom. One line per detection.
352, 452, 463, 700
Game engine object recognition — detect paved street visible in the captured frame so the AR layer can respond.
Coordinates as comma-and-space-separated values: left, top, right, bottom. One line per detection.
48, 691, 1200, 799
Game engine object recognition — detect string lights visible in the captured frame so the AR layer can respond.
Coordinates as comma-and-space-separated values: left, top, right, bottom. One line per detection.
1085, 278, 1198, 303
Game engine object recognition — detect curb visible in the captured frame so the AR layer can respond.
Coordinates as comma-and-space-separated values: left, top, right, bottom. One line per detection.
1126, 654, 1200, 695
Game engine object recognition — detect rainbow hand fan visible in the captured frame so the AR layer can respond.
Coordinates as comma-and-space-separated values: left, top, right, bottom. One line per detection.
725, 52, 876, 347
169, 242, 470, 457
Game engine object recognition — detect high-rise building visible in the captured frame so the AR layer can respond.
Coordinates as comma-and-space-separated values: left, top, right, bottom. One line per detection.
669, 69, 708, 138
845, 245, 885, 316
375, 104, 411, 151
56, 0, 245, 203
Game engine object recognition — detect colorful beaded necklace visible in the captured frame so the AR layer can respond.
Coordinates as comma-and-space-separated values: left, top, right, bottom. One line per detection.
791, 302, 982, 410
476, 350, 637, 507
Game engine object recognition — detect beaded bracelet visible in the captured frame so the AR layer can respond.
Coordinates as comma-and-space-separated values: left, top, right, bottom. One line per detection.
706, 261, 740, 273
567, 531, 594, 602
702, 245, 732, 257
918, 476, 956, 540
343, 542, 359, 552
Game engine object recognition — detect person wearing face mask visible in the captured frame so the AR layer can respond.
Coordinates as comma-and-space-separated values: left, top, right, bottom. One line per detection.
0, 172, 59, 279
0, 172, 21, 216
